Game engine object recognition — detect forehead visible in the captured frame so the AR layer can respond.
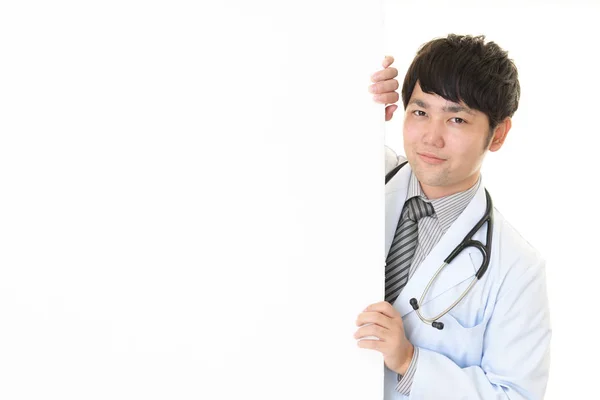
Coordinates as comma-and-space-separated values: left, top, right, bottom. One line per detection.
409, 82, 476, 115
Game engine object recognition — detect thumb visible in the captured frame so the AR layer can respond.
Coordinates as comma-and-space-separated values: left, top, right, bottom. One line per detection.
385, 105, 398, 121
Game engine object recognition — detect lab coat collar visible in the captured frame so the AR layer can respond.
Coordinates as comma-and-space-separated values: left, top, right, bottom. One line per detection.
385, 162, 488, 318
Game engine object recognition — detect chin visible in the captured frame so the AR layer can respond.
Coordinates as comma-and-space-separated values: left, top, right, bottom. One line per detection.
411, 165, 450, 187
418, 175, 449, 188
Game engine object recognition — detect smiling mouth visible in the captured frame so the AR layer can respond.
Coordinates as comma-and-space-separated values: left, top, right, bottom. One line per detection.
417, 153, 446, 165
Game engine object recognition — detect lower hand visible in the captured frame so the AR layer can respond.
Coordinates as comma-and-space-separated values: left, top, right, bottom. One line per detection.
354, 301, 414, 375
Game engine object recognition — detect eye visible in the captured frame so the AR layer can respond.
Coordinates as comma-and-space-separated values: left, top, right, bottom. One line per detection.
412, 110, 426, 117
451, 117, 466, 124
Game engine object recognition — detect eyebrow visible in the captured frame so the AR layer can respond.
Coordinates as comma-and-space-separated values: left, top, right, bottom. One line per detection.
408, 98, 475, 116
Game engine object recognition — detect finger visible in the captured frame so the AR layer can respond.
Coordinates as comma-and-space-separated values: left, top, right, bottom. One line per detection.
364, 301, 400, 319
356, 311, 391, 328
371, 67, 398, 83
354, 324, 390, 341
368, 79, 400, 95
357, 339, 384, 352
382, 55, 395, 68
373, 92, 400, 105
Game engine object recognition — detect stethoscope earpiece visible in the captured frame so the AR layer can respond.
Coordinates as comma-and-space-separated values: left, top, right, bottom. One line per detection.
432, 321, 444, 330
409, 298, 419, 310
410, 298, 443, 329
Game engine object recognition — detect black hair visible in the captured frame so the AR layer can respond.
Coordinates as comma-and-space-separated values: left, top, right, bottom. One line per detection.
401, 34, 520, 136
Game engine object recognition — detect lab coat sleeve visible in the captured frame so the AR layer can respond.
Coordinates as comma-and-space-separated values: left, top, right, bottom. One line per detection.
385, 145, 400, 175
409, 259, 551, 399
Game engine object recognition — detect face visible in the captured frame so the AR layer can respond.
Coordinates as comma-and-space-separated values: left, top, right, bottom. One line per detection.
403, 82, 510, 199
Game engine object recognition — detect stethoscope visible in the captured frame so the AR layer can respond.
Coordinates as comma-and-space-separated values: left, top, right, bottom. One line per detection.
386, 161, 493, 330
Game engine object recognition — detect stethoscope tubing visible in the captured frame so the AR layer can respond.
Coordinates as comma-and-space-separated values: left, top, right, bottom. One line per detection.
410, 189, 494, 330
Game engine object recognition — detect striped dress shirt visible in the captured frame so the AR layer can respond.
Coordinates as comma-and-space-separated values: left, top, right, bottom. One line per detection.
394, 171, 481, 396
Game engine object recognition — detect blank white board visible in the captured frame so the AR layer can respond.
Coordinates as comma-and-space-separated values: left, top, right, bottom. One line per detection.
0, 1, 386, 399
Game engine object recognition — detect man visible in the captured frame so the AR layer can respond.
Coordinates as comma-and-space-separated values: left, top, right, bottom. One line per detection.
353, 35, 551, 399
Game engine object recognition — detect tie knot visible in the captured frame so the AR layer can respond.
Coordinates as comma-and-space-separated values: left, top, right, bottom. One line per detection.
404, 196, 435, 222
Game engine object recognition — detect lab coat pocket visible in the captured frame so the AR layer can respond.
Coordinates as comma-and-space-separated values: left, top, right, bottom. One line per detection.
446, 291, 487, 329
407, 285, 488, 369
433, 312, 487, 368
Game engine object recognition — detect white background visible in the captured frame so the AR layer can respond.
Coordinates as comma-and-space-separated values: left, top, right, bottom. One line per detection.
383, 0, 600, 398
0, 1, 386, 399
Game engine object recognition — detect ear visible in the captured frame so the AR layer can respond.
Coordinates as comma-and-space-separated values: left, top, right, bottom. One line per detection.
489, 117, 512, 152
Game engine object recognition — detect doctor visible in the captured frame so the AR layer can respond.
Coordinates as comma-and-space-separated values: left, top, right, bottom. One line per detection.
353, 35, 551, 399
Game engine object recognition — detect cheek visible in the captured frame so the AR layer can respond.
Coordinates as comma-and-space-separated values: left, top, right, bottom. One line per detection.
445, 136, 486, 167
403, 120, 419, 144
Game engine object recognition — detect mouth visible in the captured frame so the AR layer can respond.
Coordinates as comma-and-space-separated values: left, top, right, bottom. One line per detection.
417, 152, 446, 165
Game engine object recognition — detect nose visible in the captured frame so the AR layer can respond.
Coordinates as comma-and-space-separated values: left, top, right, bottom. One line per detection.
422, 118, 445, 148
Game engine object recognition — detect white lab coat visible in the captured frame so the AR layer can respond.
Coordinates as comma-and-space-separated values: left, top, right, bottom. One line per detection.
383, 150, 551, 399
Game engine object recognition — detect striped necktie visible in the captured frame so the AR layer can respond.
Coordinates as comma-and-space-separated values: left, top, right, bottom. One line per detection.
385, 196, 435, 304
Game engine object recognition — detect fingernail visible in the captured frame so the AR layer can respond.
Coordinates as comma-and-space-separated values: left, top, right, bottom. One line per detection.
368, 85, 376, 93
